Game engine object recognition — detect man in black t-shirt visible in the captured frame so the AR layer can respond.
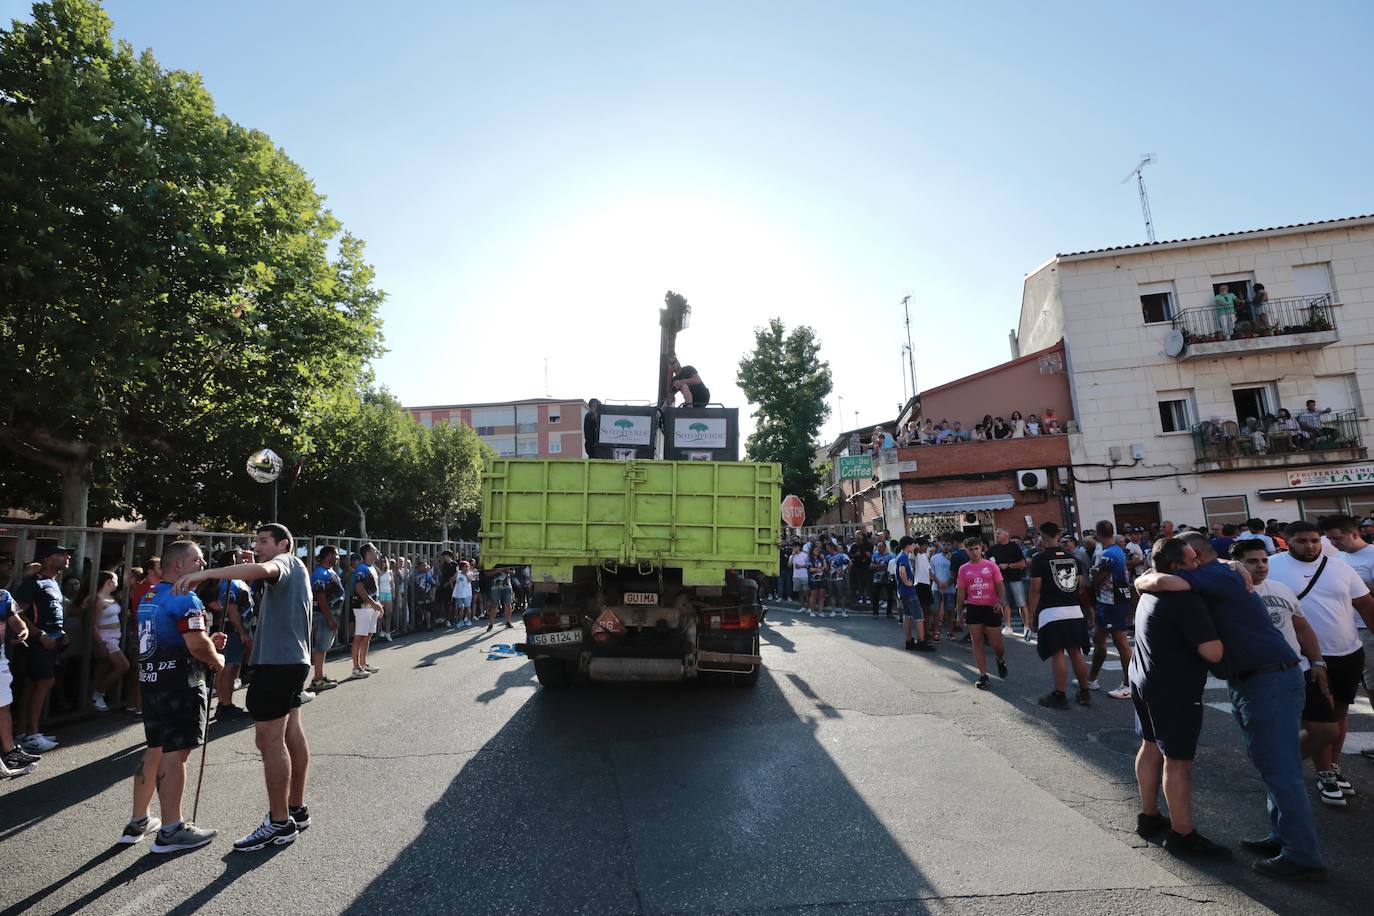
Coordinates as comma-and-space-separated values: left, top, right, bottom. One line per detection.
583, 399, 601, 457
668, 358, 710, 407
1026, 522, 1092, 710
849, 536, 872, 610
988, 529, 1028, 637
1128, 536, 1228, 858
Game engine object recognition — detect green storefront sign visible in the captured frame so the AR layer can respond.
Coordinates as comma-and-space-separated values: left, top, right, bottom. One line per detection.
837, 455, 874, 480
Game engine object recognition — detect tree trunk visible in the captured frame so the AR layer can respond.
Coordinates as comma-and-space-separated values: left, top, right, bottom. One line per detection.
440, 509, 450, 543
60, 462, 91, 529
355, 502, 369, 540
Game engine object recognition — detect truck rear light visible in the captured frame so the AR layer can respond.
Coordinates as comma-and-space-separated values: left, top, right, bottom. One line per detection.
703, 610, 758, 630
527, 612, 575, 632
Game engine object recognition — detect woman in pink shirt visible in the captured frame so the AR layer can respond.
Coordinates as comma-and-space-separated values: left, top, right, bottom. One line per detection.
956, 537, 1009, 690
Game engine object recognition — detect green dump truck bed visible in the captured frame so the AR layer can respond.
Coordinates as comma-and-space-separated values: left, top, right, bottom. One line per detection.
480, 458, 782, 586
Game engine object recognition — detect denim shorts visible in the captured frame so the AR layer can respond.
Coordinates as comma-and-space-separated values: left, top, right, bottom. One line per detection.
491, 587, 515, 606
1005, 580, 1029, 608
937, 588, 958, 612
224, 629, 247, 666
900, 594, 923, 622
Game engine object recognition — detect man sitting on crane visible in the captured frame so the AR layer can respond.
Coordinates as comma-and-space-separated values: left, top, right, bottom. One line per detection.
669, 357, 710, 408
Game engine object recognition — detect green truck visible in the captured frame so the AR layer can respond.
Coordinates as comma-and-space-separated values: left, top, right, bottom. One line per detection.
481, 456, 780, 687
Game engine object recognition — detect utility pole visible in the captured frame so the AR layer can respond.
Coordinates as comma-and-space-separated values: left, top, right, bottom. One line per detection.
901, 296, 917, 402
1122, 154, 1157, 243
837, 394, 845, 441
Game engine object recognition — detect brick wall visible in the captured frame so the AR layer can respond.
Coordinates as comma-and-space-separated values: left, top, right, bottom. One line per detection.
895, 436, 1070, 478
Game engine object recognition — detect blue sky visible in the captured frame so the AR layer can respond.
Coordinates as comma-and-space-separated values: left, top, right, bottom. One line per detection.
10, 0, 1374, 441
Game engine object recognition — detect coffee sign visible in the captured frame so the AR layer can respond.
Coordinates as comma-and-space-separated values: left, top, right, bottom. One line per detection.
1287, 463, 1374, 488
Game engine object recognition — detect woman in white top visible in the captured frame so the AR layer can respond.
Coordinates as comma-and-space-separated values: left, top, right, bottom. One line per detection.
87, 570, 129, 711
789, 545, 810, 607
1010, 411, 1027, 438
377, 556, 395, 642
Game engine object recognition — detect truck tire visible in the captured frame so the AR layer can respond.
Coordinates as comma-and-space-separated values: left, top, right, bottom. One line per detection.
533, 657, 569, 688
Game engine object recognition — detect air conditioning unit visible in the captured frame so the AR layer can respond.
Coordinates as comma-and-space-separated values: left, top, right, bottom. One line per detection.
1017, 469, 1048, 491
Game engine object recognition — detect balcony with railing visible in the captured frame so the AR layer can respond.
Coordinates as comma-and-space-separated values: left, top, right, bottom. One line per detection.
1169, 294, 1337, 361
1192, 410, 1366, 472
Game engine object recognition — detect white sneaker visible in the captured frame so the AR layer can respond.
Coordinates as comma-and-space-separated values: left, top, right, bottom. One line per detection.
352, 667, 370, 678
92, 691, 109, 712
825, 612, 836, 618
21, 734, 58, 753
808, 612, 818, 618
1001, 626, 1015, 636
1086, 680, 1102, 691
840, 611, 849, 618
1108, 684, 1132, 700
298, 690, 315, 704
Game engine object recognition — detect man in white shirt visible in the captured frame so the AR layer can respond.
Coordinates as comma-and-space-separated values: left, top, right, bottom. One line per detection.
1235, 518, 1277, 555
1232, 540, 1339, 795
1267, 521, 1374, 801
1321, 514, 1374, 745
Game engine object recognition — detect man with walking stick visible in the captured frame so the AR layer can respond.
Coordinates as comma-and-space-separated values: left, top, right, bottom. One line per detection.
176, 523, 314, 852
119, 540, 227, 853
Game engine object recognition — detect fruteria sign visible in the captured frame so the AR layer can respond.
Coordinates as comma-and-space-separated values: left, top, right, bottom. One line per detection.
600, 414, 653, 446
1287, 463, 1374, 487
673, 417, 727, 449
837, 455, 874, 480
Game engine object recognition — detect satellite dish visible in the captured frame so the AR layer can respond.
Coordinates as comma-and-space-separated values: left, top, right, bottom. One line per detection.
1163, 328, 1186, 358
246, 448, 283, 484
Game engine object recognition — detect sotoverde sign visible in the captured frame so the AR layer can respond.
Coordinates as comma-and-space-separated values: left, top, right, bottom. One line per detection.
673, 417, 727, 449
1287, 463, 1374, 487
599, 414, 653, 446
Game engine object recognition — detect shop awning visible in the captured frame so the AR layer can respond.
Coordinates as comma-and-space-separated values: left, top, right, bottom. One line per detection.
904, 494, 1015, 515
1258, 482, 1374, 500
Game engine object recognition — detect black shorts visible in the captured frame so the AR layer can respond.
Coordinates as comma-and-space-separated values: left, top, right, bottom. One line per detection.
1302, 670, 1337, 724
964, 604, 1001, 628
1036, 617, 1088, 661
1132, 686, 1203, 760
23, 644, 58, 681
1323, 648, 1366, 706
143, 686, 208, 752
915, 583, 934, 609
245, 663, 310, 722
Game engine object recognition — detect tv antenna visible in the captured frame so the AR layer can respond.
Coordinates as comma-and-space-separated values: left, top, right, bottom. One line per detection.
544, 357, 550, 397
1122, 154, 1157, 243
901, 295, 917, 400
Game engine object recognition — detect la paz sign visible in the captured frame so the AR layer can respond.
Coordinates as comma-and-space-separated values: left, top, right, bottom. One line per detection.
1288, 463, 1374, 488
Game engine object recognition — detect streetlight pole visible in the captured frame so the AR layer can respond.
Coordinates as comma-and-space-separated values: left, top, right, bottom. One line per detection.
902, 295, 918, 402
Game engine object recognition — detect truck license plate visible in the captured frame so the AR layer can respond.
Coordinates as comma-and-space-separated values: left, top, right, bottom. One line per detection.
623, 592, 659, 605
530, 630, 582, 646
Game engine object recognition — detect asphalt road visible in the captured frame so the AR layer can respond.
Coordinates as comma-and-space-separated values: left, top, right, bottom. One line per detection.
2, 605, 1372, 916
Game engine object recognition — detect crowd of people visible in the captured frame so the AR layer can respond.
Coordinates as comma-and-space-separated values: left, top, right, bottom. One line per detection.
0, 535, 531, 792
857, 408, 1066, 455
774, 513, 1374, 878
1203, 399, 1347, 456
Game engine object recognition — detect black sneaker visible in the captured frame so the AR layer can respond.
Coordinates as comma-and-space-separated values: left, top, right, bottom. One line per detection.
975, 674, 990, 690
1252, 855, 1327, 881
1164, 829, 1232, 859
233, 814, 299, 852
996, 657, 1008, 678
959, 633, 972, 644
289, 805, 310, 831
1039, 691, 1070, 709
913, 641, 936, 652
217, 704, 245, 719
1136, 812, 1171, 840
904, 639, 917, 651
1075, 688, 1093, 706
1240, 836, 1283, 857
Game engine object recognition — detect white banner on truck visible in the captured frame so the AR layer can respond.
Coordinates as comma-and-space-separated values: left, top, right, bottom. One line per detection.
600, 414, 654, 446
673, 418, 727, 449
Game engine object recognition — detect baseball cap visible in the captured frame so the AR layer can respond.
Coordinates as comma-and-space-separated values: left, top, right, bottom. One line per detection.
34, 544, 75, 562
1361, 518, 1374, 527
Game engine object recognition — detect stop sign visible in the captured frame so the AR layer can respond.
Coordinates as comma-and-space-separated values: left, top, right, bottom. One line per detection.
781, 494, 805, 528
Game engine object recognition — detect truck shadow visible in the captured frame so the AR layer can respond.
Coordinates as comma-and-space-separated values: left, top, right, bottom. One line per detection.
341, 671, 934, 914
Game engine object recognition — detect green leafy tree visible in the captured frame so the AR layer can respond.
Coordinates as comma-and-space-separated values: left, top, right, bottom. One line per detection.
417, 419, 491, 542
736, 319, 833, 522
0, 0, 383, 526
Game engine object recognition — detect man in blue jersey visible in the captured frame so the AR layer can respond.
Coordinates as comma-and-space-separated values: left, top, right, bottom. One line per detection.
1087, 521, 1135, 700
310, 545, 344, 693
121, 540, 227, 853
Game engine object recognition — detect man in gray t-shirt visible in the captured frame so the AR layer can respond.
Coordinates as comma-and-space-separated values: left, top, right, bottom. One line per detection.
175, 523, 315, 851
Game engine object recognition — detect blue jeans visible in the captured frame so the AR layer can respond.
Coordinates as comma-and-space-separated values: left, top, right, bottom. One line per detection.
900, 594, 923, 622
1228, 667, 1323, 868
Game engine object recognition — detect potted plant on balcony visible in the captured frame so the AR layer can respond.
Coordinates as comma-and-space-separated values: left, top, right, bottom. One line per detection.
1304, 313, 1332, 333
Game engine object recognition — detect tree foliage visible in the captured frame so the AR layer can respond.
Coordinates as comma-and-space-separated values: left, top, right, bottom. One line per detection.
0, 0, 382, 525
736, 319, 833, 522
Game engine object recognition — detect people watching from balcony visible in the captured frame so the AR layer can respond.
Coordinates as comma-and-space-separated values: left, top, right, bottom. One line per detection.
950, 420, 970, 442
1297, 400, 1337, 442
1213, 284, 1239, 339
1026, 414, 1042, 437
1044, 407, 1061, 434
972, 423, 989, 441
884, 408, 1067, 448
1249, 283, 1269, 328
1273, 409, 1309, 447
1010, 411, 1027, 438
990, 417, 1011, 439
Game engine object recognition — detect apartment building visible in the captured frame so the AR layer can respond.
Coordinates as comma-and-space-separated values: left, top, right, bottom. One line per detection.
1017, 214, 1374, 532
407, 398, 587, 458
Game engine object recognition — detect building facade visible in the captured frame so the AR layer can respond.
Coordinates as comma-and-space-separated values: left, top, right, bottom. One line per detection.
1018, 214, 1374, 532
407, 398, 587, 458
817, 343, 1076, 539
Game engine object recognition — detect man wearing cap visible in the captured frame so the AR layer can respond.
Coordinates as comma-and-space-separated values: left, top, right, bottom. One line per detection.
13, 545, 73, 754
309, 546, 343, 693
